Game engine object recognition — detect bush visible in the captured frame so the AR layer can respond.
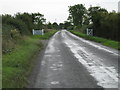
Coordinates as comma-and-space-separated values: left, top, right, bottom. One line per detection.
10, 29, 21, 39
2, 24, 22, 54
2, 14, 30, 35
3, 36, 42, 88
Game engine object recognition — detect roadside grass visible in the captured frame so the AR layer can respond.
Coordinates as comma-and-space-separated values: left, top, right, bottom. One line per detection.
2, 30, 57, 88
69, 30, 120, 50
3, 36, 42, 88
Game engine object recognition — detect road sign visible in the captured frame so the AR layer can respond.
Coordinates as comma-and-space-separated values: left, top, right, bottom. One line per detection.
86, 28, 93, 36
32, 29, 44, 35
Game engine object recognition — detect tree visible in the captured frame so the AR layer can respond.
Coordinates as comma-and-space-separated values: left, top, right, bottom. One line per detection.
2, 12, 46, 35
32, 13, 46, 29
53, 22, 59, 30
59, 23, 64, 29
68, 4, 86, 26
64, 21, 72, 29
100, 13, 119, 41
88, 6, 108, 36
16, 12, 34, 33
2, 14, 29, 35
47, 22, 53, 29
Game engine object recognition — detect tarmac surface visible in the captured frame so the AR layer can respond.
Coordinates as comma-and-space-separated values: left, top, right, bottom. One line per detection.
29, 30, 119, 89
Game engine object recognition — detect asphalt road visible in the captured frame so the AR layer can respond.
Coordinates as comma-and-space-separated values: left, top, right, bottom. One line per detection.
33, 30, 119, 89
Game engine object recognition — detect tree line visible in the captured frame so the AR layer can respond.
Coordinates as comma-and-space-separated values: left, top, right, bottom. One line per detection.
2, 13, 65, 37
66, 4, 120, 41
2, 13, 45, 36
2, 4, 119, 41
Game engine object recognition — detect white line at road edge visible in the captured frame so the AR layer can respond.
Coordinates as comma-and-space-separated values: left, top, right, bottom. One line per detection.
62, 30, 118, 88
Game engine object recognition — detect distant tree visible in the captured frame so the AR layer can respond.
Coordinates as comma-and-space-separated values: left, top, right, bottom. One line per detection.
88, 6, 108, 36
2, 14, 29, 35
47, 22, 53, 29
88, 6, 119, 41
2, 12, 46, 35
64, 21, 72, 30
2, 14, 13, 24
100, 13, 119, 41
32, 13, 46, 29
53, 22, 59, 30
59, 23, 64, 29
16, 12, 34, 33
68, 4, 86, 26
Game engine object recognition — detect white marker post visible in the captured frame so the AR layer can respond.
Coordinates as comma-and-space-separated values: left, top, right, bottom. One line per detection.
32, 29, 34, 35
87, 28, 93, 36
42, 29, 44, 35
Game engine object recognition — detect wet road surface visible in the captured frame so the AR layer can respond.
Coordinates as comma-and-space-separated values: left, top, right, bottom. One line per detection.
33, 30, 119, 89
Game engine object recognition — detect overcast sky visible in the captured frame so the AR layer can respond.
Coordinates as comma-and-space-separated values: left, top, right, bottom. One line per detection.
1, 0, 119, 23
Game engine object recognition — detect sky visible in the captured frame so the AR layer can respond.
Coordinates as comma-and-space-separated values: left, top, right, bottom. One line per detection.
1, 0, 119, 24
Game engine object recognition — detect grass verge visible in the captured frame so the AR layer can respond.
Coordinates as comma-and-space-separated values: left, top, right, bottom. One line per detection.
2, 30, 57, 88
69, 30, 120, 50
3, 36, 42, 88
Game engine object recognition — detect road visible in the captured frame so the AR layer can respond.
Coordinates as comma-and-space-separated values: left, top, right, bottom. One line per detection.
33, 30, 119, 89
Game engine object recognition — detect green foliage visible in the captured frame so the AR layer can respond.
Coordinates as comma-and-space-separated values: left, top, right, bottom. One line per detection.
67, 5, 119, 41
70, 30, 120, 50
2, 24, 21, 54
2, 14, 30, 35
2, 24, 15, 37
68, 4, 86, 26
3, 36, 42, 88
88, 6, 119, 41
52, 22, 59, 30
46, 22, 53, 29
73, 26, 81, 31
10, 29, 21, 39
2, 12, 47, 53
67, 25, 74, 30
99, 13, 119, 41
63, 21, 72, 30
2, 13, 46, 35
32, 13, 46, 30
2, 12, 57, 88
3, 30, 57, 88
59, 23, 64, 29
16, 13, 34, 33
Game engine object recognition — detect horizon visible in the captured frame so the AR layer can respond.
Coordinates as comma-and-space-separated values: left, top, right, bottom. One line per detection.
1, 0, 119, 24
